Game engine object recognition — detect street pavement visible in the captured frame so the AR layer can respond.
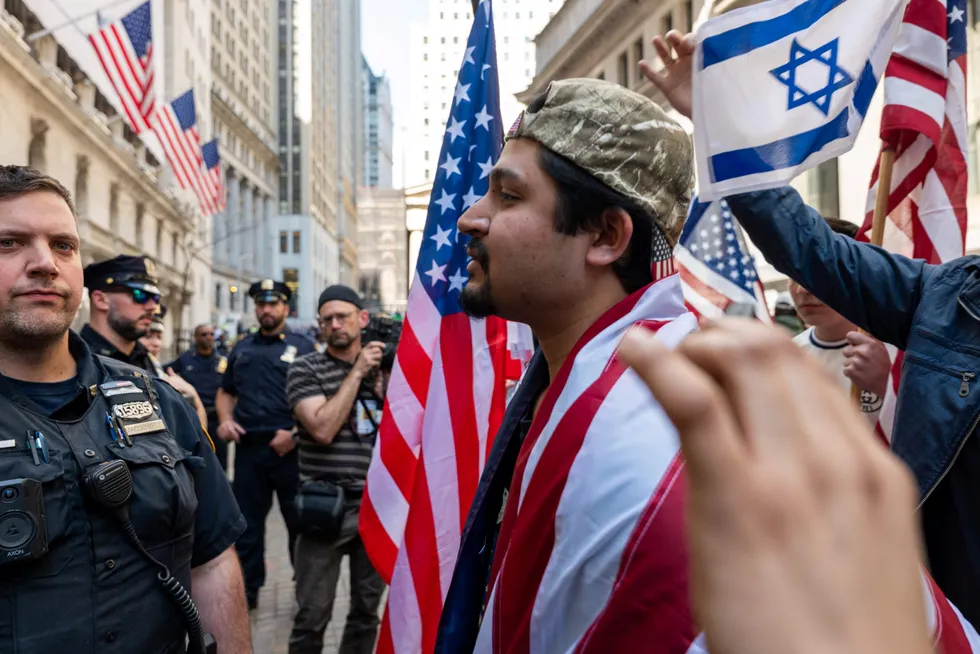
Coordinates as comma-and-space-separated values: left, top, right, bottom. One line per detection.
248, 500, 352, 654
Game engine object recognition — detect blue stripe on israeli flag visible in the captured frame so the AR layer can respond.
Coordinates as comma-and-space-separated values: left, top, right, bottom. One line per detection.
692, 0, 905, 201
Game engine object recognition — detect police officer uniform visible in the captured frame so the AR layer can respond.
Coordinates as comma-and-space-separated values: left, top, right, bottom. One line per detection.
169, 342, 229, 470
0, 331, 245, 653
81, 255, 166, 377
221, 279, 314, 607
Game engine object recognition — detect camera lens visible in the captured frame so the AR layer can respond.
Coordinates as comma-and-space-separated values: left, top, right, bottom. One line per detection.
1, 488, 17, 502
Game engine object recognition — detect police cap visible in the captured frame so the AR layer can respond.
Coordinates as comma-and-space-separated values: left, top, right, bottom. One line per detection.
84, 255, 162, 295
249, 279, 291, 303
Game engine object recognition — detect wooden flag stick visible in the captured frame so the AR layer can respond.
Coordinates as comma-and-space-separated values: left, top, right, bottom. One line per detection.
850, 146, 895, 403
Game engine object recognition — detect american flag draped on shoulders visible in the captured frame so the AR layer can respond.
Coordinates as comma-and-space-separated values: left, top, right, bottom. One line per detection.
359, 1, 509, 652
675, 197, 769, 322
88, 0, 155, 134
152, 90, 222, 217
859, 0, 968, 445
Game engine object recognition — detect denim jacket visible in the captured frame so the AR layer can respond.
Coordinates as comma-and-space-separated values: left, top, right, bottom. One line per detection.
728, 187, 980, 505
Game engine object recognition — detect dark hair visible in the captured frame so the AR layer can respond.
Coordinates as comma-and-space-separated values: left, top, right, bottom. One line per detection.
537, 147, 654, 294
823, 216, 859, 239
0, 165, 75, 215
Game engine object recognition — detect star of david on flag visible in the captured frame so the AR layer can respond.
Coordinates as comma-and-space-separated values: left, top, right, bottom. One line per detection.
770, 38, 854, 115
692, 0, 907, 201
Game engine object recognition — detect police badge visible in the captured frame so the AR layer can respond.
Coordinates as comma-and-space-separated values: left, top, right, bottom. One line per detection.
280, 345, 298, 363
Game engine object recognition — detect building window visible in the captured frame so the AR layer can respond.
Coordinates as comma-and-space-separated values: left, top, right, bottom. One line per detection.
633, 38, 644, 74
230, 288, 238, 311
215, 283, 222, 309
597, 71, 605, 81
969, 122, 980, 195
685, 0, 694, 29
279, 230, 288, 253
292, 231, 301, 253
283, 267, 299, 316
661, 11, 673, 34
618, 52, 629, 86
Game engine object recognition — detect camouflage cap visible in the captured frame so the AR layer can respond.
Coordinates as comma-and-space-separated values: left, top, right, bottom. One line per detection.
507, 78, 694, 244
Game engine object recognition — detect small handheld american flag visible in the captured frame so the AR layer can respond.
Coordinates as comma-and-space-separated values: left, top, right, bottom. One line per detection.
674, 197, 770, 323
88, 0, 155, 134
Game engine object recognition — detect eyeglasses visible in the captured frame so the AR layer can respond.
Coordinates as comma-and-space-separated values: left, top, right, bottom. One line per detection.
318, 312, 353, 325
119, 287, 160, 305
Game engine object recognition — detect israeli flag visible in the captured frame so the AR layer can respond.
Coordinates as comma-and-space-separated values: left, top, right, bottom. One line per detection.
693, 0, 906, 201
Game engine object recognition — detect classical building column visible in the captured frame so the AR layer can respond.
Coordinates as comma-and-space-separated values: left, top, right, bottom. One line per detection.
264, 195, 275, 278
251, 188, 262, 279
225, 169, 240, 266
242, 181, 254, 265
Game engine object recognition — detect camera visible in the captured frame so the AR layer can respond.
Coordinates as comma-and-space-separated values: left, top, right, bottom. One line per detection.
361, 313, 402, 372
0, 478, 49, 566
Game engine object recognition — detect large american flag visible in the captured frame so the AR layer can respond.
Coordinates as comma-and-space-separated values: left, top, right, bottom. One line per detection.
859, 0, 968, 443
674, 197, 770, 323
152, 90, 222, 217
358, 1, 509, 652
88, 0, 155, 134
201, 139, 227, 214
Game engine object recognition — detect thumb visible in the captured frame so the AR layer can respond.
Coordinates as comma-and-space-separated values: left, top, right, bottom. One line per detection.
845, 330, 874, 346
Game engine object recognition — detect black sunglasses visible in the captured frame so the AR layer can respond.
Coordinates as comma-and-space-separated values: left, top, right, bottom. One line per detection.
112, 287, 160, 305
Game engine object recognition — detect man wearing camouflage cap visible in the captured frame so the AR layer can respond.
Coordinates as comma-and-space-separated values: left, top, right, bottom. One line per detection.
435, 78, 700, 652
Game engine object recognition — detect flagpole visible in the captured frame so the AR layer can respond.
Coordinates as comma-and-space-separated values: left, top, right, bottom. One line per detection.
850, 146, 895, 403
25, 0, 137, 42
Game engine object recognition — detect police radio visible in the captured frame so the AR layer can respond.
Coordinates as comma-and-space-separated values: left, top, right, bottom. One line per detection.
0, 477, 49, 566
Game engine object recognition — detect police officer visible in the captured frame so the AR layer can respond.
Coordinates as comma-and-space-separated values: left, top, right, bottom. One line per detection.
81, 254, 164, 374
216, 279, 315, 610
0, 165, 252, 652
82, 259, 207, 426
169, 324, 229, 471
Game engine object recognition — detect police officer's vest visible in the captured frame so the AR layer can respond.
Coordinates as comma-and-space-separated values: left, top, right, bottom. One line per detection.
0, 357, 198, 654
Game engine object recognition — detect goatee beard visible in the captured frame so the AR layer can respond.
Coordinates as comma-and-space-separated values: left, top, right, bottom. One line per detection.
108, 312, 147, 342
459, 284, 497, 318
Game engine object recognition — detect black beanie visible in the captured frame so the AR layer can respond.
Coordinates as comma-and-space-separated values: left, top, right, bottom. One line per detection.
317, 285, 363, 312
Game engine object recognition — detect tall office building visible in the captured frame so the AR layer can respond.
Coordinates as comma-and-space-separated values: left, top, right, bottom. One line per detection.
274, 0, 360, 322
210, 0, 279, 333
362, 57, 394, 189
404, 0, 565, 187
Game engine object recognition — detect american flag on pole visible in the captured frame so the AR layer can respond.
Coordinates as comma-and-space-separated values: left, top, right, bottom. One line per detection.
152, 90, 221, 217
358, 1, 508, 652
201, 139, 227, 214
88, 0, 155, 134
859, 0, 968, 444
674, 197, 769, 323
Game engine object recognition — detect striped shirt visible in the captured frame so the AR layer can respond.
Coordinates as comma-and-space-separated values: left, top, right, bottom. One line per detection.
286, 351, 383, 491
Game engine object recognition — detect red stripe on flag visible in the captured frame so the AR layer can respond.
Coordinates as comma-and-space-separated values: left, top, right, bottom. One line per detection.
358, 493, 398, 584
441, 314, 481, 530
403, 456, 443, 654
486, 316, 508, 462
377, 399, 418, 501
574, 456, 695, 654
376, 609, 394, 654
930, 575, 973, 652
397, 319, 433, 407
